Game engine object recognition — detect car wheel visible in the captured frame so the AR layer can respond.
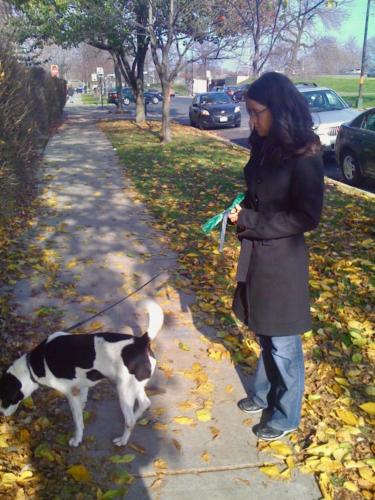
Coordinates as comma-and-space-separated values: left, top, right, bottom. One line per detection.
198, 117, 205, 130
152, 97, 159, 104
235, 121, 241, 128
123, 97, 130, 105
340, 150, 363, 186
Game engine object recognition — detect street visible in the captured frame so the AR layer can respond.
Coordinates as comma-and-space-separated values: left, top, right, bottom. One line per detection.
138, 96, 375, 194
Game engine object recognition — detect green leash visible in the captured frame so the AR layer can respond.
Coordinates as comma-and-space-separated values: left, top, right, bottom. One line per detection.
201, 193, 245, 251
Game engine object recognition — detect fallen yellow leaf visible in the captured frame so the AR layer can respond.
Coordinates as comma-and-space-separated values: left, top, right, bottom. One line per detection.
173, 416, 195, 425
178, 342, 190, 351
196, 407, 212, 422
260, 465, 281, 477
318, 472, 333, 500
17, 470, 33, 483
269, 441, 293, 456
67, 465, 91, 482
201, 451, 211, 463
336, 408, 358, 426
2, 472, 18, 485
359, 402, 375, 415
153, 422, 168, 431
343, 481, 358, 492
210, 426, 220, 439
154, 458, 168, 469
0, 435, 8, 447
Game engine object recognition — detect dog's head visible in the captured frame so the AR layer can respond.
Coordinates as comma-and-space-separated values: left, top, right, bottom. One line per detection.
0, 370, 24, 416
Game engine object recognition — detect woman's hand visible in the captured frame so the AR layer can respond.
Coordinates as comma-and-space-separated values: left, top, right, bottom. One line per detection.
228, 204, 242, 224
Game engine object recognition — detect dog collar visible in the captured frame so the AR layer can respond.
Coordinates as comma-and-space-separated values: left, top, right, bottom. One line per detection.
26, 354, 39, 385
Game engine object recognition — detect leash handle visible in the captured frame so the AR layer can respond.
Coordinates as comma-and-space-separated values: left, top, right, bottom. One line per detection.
219, 211, 229, 252
65, 270, 164, 332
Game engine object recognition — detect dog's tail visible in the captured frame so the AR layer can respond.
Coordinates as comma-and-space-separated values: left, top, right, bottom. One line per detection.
141, 299, 164, 340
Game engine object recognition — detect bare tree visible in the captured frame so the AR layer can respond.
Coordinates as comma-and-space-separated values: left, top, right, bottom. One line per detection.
303, 35, 361, 74
225, 0, 349, 77
280, 0, 349, 76
146, 0, 239, 142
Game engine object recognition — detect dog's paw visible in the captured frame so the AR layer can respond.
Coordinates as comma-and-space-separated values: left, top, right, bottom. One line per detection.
113, 436, 129, 447
69, 437, 82, 447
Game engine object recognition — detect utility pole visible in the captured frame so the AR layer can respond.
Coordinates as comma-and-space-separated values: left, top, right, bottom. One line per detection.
357, 0, 372, 108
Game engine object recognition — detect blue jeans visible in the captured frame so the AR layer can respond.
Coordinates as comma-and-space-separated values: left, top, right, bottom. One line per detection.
250, 335, 304, 431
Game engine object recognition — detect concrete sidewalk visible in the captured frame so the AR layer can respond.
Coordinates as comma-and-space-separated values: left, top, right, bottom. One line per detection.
13, 95, 321, 499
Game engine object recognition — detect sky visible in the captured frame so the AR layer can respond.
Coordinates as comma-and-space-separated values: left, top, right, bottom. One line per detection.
331, 0, 375, 43
222, 0, 375, 72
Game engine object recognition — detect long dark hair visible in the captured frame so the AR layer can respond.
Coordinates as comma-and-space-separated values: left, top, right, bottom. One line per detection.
247, 72, 320, 160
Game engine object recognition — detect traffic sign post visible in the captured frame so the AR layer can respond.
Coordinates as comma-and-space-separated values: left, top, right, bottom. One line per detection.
96, 68, 104, 109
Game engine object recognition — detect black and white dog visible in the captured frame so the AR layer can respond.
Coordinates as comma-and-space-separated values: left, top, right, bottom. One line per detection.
0, 300, 163, 447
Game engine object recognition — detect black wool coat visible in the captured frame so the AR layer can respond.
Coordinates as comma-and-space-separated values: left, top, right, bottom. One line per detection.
232, 147, 324, 337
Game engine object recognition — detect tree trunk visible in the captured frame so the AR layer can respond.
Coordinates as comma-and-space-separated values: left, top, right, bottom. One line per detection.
134, 26, 148, 123
252, 41, 260, 77
161, 81, 171, 143
287, 20, 305, 77
135, 82, 146, 123
114, 60, 124, 112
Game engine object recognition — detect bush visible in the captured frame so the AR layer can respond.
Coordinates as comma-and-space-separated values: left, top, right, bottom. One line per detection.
0, 40, 66, 222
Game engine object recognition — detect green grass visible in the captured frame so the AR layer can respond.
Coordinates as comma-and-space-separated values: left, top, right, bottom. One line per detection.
80, 93, 100, 105
306, 76, 375, 94
340, 95, 375, 108
241, 75, 375, 108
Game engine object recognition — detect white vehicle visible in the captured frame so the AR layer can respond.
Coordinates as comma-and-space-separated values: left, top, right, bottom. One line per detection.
296, 83, 360, 153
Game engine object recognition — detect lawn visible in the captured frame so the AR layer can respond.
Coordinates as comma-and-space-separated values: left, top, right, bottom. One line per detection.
80, 93, 101, 105
307, 76, 375, 94
240, 75, 375, 108
100, 120, 375, 499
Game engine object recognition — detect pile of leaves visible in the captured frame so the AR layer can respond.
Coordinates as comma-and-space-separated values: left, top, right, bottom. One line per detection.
100, 120, 375, 499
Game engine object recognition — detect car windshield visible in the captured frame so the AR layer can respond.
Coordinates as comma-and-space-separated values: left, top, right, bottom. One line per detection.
200, 93, 231, 104
302, 90, 349, 112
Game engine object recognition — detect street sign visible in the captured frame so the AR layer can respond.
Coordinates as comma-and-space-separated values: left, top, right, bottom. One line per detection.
91, 73, 97, 82
96, 67, 104, 76
50, 64, 59, 77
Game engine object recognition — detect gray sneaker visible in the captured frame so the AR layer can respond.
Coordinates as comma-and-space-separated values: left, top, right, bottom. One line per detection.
237, 397, 264, 414
253, 423, 297, 441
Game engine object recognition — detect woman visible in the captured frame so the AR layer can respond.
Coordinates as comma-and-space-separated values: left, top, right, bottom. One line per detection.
229, 72, 324, 441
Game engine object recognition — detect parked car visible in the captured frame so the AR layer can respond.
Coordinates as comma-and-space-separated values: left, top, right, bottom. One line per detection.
189, 92, 241, 129
367, 69, 375, 78
144, 89, 163, 104
107, 90, 118, 104
296, 83, 360, 153
225, 85, 241, 97
108, 87, 153, 106
121, 87, 136, 105
232, 84, 251, 102
209, 86, 226, 93
335, 107, 375, 186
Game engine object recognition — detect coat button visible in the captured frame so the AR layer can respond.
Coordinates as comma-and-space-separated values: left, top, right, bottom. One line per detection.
256, 178, 262, 184
255, 196, 259, 203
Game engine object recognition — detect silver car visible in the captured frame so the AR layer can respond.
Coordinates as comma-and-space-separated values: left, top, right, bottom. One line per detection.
296, 84, 360, 153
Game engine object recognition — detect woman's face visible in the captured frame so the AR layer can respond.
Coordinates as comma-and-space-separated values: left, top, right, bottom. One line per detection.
246, 98, 273, 137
